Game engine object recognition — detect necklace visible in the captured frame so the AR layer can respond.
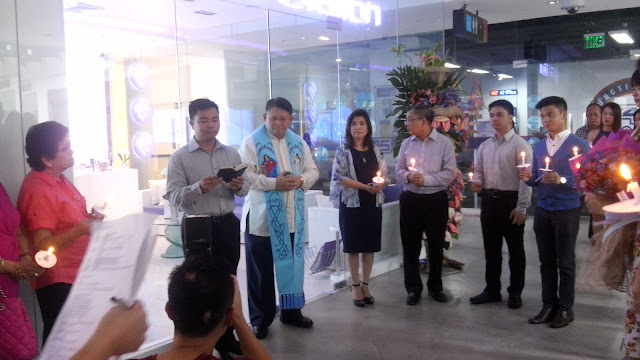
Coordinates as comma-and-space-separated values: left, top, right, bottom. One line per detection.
353, 147, 367, 163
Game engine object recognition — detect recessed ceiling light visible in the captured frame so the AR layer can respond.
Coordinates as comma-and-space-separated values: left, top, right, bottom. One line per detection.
444, 62, 460, 69
498, 73, 513, 80
547, 1, 559, 4
469, 68, 490, 74
194, 10, 215, 15
609, 30, 634, 44
318, 36, 330, 41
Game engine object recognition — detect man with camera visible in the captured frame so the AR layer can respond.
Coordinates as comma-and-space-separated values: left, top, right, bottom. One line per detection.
132, 256, 271, 360
239, 97, 319, 339
165, 98, 249, 357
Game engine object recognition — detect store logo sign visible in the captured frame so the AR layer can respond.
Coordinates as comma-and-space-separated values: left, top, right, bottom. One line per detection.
278, 0, 382, 26
490, 89, 517, 96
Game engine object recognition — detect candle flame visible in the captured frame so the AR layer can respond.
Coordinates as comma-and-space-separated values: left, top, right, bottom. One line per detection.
376, 171, 381, 177
520, 151, 525, 157
621, 164, 632, 181
47, 247, 54, 255
410, 158, 415, 166
576, 163, 581, 169
545, 157, 550, 164
468, 172, 473, 178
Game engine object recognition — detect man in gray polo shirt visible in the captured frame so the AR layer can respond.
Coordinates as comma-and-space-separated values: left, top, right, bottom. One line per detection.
470, 99, 532, 309
165, 98, 249, 358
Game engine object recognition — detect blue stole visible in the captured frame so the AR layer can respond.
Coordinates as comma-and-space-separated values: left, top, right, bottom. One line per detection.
252, 125, 306, 310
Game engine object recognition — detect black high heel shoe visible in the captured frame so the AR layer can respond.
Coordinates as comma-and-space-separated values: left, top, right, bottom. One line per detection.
361, 282, 374, 305
352, 283, 365, 307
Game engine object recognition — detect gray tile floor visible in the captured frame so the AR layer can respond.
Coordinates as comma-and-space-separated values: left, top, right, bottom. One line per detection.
258, 215, 627, 360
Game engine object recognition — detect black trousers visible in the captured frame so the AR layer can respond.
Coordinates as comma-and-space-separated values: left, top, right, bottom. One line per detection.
400, 190, 448, 295
209, 213, 241, 275
479, 192, 525, 296
533, 206, 581, 311
245, 217, 303, 327
36, 282, 72, 345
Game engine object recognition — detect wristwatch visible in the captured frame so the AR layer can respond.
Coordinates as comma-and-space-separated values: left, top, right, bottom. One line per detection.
560, 177, 567, 184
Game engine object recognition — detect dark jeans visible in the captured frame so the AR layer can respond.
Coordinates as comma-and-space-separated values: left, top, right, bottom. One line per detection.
36, 282, 72, 345
245, 216, 300, 327
533, 206, 581, 311
480, 192, 526, 295
400, 190, 448, 295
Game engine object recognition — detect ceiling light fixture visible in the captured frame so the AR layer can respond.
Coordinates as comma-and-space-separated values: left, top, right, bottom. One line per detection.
194, 10, 215, 15
444, 62, 460, 69
469, 68, 490, 74
336, 58, 342, 62
497, 73, 514, 80
318, 36, 330, 41
547, 1, 559, 4
609, 30, 635, 44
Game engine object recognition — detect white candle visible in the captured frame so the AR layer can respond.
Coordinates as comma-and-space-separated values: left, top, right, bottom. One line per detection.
621, 164, 640, 202
35, 247, 57, 269
520, 151, 525, 165
545, 157, 550, 170
572, 146, 579, 157
372, 171, 384, 184
468, 172, 474, 182
408, 158, 417, 171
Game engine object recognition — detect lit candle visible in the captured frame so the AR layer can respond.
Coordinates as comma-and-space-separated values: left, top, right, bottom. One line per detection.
545, 157, 550, 170
572, 146, 579, 158
621, 164, 640, 201
35, 247, 57, 269
372, 171, 384, 184
520, 151, 525, 165
468, 172, 474, 182
408, 158, 417, 171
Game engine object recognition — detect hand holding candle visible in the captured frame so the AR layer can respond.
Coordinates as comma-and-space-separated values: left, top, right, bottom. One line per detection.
35, 247, 57, 269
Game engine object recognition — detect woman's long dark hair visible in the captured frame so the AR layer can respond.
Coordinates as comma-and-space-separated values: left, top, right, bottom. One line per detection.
602, 102, 622, 132
344, 109, 374, 150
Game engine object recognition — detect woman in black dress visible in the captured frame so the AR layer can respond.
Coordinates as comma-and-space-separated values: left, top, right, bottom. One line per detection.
330, 109, 388, 307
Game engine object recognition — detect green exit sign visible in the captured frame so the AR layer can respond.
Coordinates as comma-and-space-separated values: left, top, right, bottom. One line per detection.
584, 33, 605, 49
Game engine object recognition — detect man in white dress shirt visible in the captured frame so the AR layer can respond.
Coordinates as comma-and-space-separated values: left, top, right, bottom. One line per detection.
240, 97, 319, 339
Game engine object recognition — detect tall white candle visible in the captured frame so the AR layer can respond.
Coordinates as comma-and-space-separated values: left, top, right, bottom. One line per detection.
545, 157, 550, 170
520, 151, 525, 165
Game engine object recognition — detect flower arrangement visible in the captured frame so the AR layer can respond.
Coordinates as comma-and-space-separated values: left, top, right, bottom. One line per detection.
387, 43, 477, 256
571, 130, 640, 200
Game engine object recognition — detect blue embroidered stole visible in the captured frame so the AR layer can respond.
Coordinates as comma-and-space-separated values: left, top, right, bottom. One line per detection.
252, 125, 306, 309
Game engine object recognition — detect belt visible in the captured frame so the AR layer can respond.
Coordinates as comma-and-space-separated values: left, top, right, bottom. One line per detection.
184, 212, 234, 222
482, 189, 519, 198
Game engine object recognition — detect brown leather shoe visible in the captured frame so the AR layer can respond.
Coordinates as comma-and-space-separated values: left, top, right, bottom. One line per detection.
549, 310, 574, 328
528, 306, 556, 324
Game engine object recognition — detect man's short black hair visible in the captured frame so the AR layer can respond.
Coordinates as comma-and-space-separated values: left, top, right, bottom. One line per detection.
586, 103, 603, 113
25, 121, 69, 172
167, 255, 234, 338
408, 105, 434, 124
488, 99, 514, 115
189, 98, 219, 122
535, 96, 567, 113
265, 97, 293, 115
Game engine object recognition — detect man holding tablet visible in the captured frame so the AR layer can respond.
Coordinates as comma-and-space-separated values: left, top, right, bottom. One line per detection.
165, 97, 249, 358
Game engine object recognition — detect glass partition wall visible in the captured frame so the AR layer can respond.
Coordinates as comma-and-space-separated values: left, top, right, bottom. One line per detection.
0, 0, 447, 354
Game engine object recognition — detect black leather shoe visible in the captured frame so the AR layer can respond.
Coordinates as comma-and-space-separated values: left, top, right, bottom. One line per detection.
470, 292, 502, 304
528, 306, 556, 324
507, 295, 522, 309
428, 291, 448, 303
406, 293, 421, 305
216, 337, 243, 355
280, 315, 314, 328
252, 325, 268, 339
549, 310, 574, 328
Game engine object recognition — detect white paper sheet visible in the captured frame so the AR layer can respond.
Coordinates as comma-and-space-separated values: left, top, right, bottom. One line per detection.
39, 214, 157, 360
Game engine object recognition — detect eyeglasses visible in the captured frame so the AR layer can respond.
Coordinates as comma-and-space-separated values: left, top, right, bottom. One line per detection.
267, 116, 291, 123
404, 116, 424, 124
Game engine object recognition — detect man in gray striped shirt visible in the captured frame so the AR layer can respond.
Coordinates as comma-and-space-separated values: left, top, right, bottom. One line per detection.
470, 99, 532, 310
165, 98, 249, 357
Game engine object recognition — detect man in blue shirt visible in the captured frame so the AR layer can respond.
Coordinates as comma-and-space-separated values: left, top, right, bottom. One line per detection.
520, 96, 589, 328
